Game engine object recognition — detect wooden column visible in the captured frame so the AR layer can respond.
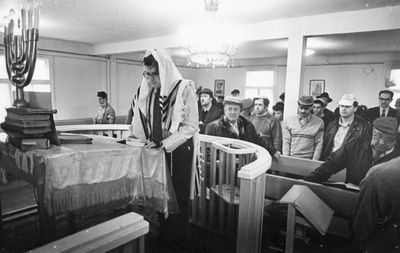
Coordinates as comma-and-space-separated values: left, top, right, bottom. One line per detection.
284, 34, 307, 120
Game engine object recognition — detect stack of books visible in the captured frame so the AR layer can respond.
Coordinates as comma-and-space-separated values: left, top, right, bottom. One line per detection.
1, 107, 58, 151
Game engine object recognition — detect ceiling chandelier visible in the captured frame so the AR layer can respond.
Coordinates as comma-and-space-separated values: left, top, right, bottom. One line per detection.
186, 0, 238, 68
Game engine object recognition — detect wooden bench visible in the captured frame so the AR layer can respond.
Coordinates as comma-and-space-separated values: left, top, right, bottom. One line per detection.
265, 156, 359, 240
30, 212, 149, 253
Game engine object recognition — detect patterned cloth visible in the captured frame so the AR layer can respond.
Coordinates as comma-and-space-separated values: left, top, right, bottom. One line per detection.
4, 135, 176, 216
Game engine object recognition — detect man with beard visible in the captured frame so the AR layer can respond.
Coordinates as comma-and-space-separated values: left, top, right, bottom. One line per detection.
305, 117, 399, 185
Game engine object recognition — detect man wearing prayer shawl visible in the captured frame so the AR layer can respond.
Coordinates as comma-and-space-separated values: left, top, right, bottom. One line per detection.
129, 49, 199, 249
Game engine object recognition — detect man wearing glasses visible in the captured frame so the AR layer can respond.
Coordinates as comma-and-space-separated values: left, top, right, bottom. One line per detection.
282, 95, 324, 160
129, 49, 198, 251
366, 90, 397, 123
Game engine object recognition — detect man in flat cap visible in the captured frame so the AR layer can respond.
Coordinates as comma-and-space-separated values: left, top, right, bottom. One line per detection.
205, 96, 280, 159
305, 117, 400, 185
198, 88, 223, 134
320, 94, 371, 161
231, 89, 240, 97
282, 95, 324, 160
93, 91, 116, 124
316, 92, 335, 120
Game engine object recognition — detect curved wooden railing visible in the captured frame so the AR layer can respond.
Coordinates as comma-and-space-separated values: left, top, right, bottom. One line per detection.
56, 124, 271, 253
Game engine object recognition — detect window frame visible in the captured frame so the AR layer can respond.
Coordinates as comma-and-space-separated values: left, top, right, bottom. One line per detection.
244, 67, 277, 104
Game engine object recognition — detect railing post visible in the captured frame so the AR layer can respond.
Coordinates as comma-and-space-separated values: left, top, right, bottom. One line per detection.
236, 173, 266, 253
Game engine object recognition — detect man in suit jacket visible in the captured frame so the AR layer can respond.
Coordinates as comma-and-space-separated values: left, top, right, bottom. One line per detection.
198, 88, 223, 134
366, 89, 397, 123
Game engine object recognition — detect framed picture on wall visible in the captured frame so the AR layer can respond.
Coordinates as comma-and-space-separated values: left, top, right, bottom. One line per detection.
309, 80, 325, 97
214, 79, 225, 96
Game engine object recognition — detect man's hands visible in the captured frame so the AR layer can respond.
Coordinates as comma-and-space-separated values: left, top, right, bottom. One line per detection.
274, 151, 281, 161
145, 140, 163, 149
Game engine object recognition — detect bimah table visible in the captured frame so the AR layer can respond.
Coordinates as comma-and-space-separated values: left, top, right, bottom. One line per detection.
0, 133, 173, 242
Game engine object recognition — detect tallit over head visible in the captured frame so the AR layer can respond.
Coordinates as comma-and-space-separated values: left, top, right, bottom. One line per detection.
131, 49, 196, 140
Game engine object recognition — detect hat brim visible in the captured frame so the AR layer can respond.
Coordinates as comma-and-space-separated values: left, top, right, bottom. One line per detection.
338, 99, 354, 106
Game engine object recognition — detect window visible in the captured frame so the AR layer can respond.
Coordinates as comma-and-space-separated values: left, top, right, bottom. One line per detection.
389, 68, 400, 108
0, 55, 52, 123
245, 70, 275, 105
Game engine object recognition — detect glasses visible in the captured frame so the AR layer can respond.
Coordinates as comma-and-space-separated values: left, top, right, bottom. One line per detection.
379, 97, 392, 101
143, 71, 159, 79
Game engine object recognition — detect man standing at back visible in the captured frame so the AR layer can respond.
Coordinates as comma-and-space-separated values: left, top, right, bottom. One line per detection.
366, 90, 397, 123
250, 96, 282, 152
129, 49, 198, 250
282, 95, 324, 160
321, 94, 371, 161
198, 88, 223, 134
93, 91, 116, 124
316, 92, 335, 120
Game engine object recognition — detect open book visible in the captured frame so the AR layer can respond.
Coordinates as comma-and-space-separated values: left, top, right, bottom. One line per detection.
322, 181, 360, 192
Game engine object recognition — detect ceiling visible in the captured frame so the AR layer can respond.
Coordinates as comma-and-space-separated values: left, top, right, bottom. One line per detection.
1, 0, 400, 60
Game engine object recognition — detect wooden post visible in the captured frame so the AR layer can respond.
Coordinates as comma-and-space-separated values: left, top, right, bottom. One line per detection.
285, 204, 296, 253
236, 174, 266, 253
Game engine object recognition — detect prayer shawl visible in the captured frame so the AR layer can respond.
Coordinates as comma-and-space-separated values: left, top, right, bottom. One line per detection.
131, 49, 195, 139
130, 49, 200, 203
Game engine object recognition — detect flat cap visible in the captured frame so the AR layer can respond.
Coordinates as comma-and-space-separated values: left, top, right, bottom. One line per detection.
231, 89, 240, 95
224, 96, 243, 107
199, 88, 213, 97
316, 92, 333, 103
242, 98, 253, 110
298, 95, 314, 106
373, 117, 398, 138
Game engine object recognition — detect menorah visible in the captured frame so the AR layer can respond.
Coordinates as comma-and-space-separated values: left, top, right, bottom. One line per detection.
3, 1, 40, 108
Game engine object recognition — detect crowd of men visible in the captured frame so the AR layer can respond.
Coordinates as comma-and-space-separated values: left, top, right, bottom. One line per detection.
96, 50, 399, 252
196, 87, 400, 252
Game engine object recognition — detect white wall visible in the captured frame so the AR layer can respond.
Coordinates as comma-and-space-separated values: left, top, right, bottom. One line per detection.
52, 56, 107, 120
113, 62, 143, 116
20, 43, 397, 121
303, 64, 385, 110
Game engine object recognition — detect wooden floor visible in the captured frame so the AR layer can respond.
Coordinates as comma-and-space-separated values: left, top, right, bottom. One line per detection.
0, 179, 351, 253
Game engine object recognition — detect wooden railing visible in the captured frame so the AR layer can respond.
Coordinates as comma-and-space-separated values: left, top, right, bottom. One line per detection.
31, 212, 149, 253
56, 124, 131, 139
57, 124, 271, 253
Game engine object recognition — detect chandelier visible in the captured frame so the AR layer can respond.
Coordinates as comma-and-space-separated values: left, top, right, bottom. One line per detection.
186, 0, 238, 67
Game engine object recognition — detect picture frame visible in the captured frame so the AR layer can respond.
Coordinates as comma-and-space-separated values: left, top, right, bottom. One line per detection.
214, 79, 225, 96
309, 80, 325, 97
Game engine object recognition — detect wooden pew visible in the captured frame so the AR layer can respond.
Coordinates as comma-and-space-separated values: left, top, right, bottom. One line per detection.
30, 212, 149, 253
265, 155, 359, 238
